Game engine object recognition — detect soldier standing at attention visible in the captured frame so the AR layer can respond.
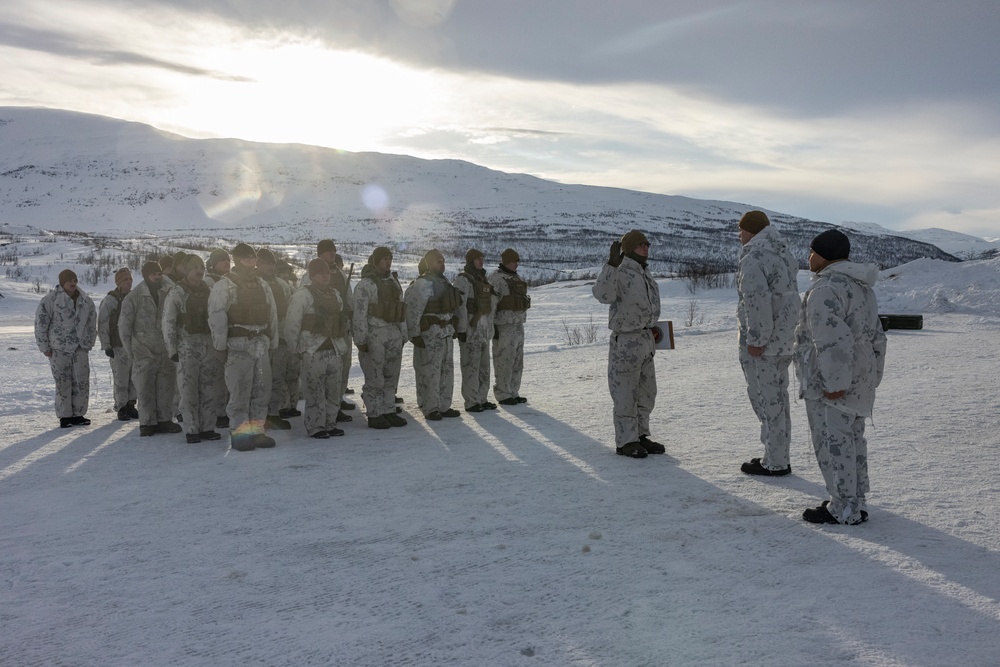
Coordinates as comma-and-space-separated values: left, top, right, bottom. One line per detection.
256, 249, 295, 430
592, 231, 665, 459
795, 230, 886, 525
98, 267, 138, 421
353, 247, 409, 429
489, 248, 530, 406
736, 211, 801, 477
284, 259, 347, 438
454, 249, 498, 413
301, 239, 356, 423
208, 243, 280, 452
163, 255, 222, 444
203, 248, 232, 429
119, 262, 182, 437
405, 249, 464, 421
34, 269, 97, 428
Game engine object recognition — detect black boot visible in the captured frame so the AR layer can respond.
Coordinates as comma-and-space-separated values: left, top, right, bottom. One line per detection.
265, 415, 292, 430
71, 415, 91, 426
156, 421, 182, 434
139, 425, 156, 437
60, 417, 73, 428
186, 433, 202, 444
216, 415, 230, 429
126, 401, 139, 419
199, 430, 222, 441
117, 406, 131, 421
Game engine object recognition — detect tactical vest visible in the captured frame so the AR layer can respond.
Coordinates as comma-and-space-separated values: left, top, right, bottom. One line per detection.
106, 289, 124, 348
460, 271, 494, 317
301, 285, 346, 339
179, 283, 211, 334
226, 271, 270, 328
262, 276, 288, 321
420, 276, 461, 331
497, 274, 531, 312
369, 273, 405, 323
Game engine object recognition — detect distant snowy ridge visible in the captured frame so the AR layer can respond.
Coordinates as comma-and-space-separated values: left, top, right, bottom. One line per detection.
1, 106, 957, 270
840, 221, 999, 259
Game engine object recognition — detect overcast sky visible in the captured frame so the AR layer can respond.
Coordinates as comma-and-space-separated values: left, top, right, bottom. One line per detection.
2, 0, 999, 238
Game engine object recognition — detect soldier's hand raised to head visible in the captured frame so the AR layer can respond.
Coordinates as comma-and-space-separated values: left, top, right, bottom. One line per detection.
607, 240, 623, 268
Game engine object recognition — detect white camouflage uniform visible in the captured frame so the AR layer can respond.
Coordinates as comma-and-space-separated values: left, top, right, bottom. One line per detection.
454, 266, 498, 408
285, 284, 346, 436
260, 273, 294, 416
794, 260, 887, 524
301, 263, 354, 405
119, 280, 176, 426
593, 255, 661, 447
163, 281, 219, 435
202, 271, 230, 423
98, 288, 136, 412
405, 272, 464, 416
34, 285, 97, 419
736, 225, 802, 470
208, 268, 279, 438
353, 265, 407, 419
488, 267, 529, 402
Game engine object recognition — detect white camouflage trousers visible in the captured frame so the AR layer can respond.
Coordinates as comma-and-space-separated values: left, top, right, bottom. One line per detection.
459, 339, 491, 408
414, 333, 454, 416
608, 330, 656, 446
492, 323, 524, 401
49, 347, 90, 418
177, 334, 219, 435
108, 346, 135, 411
340, 331, 353, 401
132, 352, 176, 426
286, 350, 301, 409
225, 336, 271, 436
806, 400, 870, 524
359, 326, 403, 418
302, 347, 343, 435
740, 352, 792, 469
267, 340, 291, 415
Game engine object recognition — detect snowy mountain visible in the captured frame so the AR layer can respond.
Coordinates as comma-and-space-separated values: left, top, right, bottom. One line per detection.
840, 221, 999, 260
1, 106, 957, 272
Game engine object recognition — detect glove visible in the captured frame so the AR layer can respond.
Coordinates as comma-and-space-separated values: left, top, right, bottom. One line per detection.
105, 348, 115, 359
356, 343, 369, 354
455, 332, 467, 343
410, 336, 425, 349
607, 240, 623, 267
493, 326, 500, 340
170, 353, 179, 362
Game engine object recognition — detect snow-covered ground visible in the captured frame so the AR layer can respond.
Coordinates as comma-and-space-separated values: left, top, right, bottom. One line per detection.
2, 238, 1000, 666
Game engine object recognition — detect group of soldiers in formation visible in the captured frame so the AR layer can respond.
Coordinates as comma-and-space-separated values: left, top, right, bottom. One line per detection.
36, 215, 884, 525
34, 240, 531, 452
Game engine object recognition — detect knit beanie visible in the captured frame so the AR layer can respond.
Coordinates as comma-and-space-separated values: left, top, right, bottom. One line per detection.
738, 210, 770, 235
182, 254, 205, 275
370, 247, 393, 266
58, 269, 77, 286
207, 248, 230, 271
256, 248, 277, 265
158, 255, 174, 271
500, 248, 520, 265
466, 248, 484, 264
620, 230, 650, 255
811, 229, 851, 262
333, 253, 345, 269
141, 261, 163, 279
308, 258, 332, 277
172, 251, 189, 271
317, 239, 337, 256
114, 267, 132, 288
417, 258, 428, 276
232, 243, 256, 260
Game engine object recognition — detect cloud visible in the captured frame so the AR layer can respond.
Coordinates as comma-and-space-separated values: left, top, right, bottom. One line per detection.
0, 21, 253, 81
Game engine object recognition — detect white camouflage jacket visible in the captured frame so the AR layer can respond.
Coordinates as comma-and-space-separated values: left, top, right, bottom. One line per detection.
736, 225, 801, 356
34, 285, 97, 355
207, 271, 279, 352
592, 255, 661, 333
794, 260, 887, 417
284, 285, 346, 355
454, 268, 498, 344
119, 280, 168, 360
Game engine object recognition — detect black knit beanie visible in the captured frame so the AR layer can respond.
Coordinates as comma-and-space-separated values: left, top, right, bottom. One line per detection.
810, 230, 851, 261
